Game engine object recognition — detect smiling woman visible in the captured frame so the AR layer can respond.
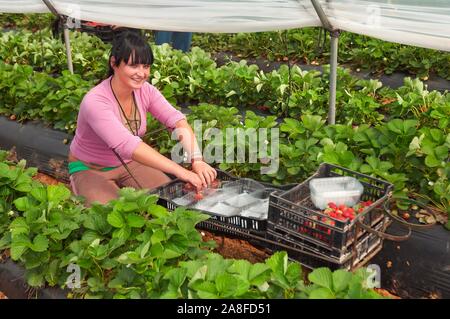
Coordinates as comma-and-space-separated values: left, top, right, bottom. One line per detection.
68, 31, 217, 206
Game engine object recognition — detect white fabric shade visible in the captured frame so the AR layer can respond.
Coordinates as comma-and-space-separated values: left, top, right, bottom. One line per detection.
0, 0, 449, 51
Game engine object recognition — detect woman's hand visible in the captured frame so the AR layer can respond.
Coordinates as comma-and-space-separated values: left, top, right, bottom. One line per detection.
177, 168, 204, 191
192, 160, 217, 186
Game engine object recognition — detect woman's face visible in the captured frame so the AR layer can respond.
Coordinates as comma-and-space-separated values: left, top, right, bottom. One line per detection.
111, 56, 150, 90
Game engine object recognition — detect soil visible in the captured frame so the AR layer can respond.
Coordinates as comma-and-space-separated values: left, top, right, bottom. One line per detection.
374, 288, 400, 299
200, 230, 270, 263
33, 172, 66, 186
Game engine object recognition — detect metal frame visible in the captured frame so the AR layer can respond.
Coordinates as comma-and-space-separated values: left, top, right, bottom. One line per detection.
310, 0, 339, 124
41, 0, 73, 74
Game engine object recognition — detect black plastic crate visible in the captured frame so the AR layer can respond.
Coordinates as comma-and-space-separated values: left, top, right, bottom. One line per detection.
155, 169, 282, 233
265, 220, 385, 271
268, 163, 393, 261
198, 219, 267, 243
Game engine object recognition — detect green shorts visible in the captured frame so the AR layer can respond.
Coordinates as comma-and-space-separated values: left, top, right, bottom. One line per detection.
68, 161, 117, 175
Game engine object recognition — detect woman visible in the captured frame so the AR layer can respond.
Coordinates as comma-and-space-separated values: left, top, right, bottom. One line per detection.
68, 31, 216, 206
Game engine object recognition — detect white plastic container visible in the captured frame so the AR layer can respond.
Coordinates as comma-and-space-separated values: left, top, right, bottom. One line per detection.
309, 176, 364, 210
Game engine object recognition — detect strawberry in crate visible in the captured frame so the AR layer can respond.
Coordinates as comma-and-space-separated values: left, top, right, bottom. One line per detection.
322, 200, 373, 222
299, 200, 374, 240
183, 179, 222, 202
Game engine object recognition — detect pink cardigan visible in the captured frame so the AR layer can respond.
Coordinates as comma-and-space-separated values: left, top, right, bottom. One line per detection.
69, 77, 185, 167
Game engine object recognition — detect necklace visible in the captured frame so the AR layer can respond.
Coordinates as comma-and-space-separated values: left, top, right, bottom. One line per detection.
110, 78, 140, 136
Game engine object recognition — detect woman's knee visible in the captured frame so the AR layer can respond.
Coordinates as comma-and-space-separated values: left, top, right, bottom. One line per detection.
70, 171, 119, 206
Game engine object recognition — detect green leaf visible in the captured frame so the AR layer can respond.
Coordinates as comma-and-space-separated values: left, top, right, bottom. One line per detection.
162, 248, 182, 259
434, 145, 449, 161
14, 182, 32, 192
148, 204, 169, 218
26, 271, 45, 287
163, 268, 187, 289
180, 260, 204, 278
425, 154, 441, 167
206, 254, 230, 282
150, 242, 164, 257
47, 184, 71, 204
30, 234, 49, 252
228, 259, 251, 280
215, 273, 238, 297
177, 218, 195, 235
140, 241, 150, 259
0, 233, 11, 250
10, 234, 30, 260
113, 226, 131, 242
308, 267, 333, 290
266, 251, 290, 289
194, 281, 218, 299
10, 217, 30, 236
429, 128, 444, 143
151, 228, 166, 245
126, 213, 145, 228
189, 265, 208, 285
332, 270, 353, 293
107, 210, 125, 228
30, 187, 47, 202
248, 263, 271, 285
285, 262, 302, 285
13, 197, 32, 212
309, 287, 335, 299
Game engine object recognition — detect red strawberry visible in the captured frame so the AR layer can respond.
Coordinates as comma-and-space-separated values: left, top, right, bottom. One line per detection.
345, 207, 355, 214
328, 202, 337, 209
194, 192, 204, 201
210, 179, 220, 189
338, 204, 347, 211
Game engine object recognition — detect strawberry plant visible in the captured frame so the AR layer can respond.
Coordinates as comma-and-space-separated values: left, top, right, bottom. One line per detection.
0, 152, 39, 239
192, 29, 450, 80
0, 153, 388, 298
9, 184, 83, 286
298, 267, 384, 299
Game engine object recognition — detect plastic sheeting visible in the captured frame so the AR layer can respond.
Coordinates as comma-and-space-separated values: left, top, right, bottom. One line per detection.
0, 0, 449, 51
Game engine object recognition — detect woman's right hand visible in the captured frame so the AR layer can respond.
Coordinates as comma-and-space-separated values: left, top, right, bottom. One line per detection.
177, 168, 204, 191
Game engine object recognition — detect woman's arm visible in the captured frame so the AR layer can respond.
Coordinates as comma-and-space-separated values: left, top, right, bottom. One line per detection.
131, 141, 204, 189
173, 119, 217, 185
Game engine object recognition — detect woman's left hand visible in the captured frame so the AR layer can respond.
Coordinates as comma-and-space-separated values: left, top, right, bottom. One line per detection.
192, 160, 217, 187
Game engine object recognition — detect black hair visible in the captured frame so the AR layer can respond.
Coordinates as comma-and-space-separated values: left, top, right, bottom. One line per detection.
107, 30, 154, 78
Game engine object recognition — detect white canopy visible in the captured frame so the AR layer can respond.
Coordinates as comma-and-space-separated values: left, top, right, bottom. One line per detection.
1, 0, 450, 52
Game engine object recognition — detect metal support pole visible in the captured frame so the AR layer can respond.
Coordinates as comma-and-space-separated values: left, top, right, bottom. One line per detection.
310, 0, 339, 124
310, 0, 334, 32
63, 27, 74, 74
328, 31, 339, 125
42, 0, 74, 74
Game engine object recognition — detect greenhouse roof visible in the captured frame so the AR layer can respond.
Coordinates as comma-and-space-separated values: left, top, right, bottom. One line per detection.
1, 0, 449, 52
